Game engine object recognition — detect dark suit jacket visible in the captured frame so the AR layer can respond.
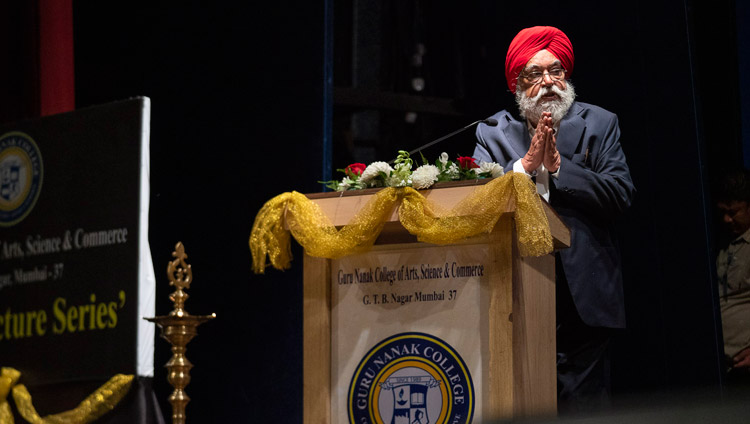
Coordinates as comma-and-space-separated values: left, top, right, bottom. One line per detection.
474, 101, 635, 328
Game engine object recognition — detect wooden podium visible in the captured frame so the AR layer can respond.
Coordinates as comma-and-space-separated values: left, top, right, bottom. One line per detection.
300, 182, 570, 423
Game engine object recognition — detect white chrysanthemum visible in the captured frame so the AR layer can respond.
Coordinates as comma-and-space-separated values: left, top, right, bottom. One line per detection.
411, 164, 440, 189
478, 161, 504, 178
361, 161, 393, 184
439, 152, 449, 167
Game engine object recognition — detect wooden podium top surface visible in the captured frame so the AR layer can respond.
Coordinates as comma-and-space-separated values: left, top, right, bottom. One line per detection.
305, 179, 571, 249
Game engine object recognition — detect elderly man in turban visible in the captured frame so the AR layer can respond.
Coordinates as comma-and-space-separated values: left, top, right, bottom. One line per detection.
474, 26, 635, 414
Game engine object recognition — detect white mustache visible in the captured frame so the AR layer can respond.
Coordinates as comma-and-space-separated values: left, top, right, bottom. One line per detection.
531, 85, 564, 103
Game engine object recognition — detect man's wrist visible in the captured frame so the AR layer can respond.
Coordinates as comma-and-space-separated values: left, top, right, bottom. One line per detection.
514, 159, 535, 176
548, 163, 561, 177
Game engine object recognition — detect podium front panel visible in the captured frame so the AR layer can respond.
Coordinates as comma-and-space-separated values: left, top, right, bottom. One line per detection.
302, 207, 558, 423
331, 242, 493, 424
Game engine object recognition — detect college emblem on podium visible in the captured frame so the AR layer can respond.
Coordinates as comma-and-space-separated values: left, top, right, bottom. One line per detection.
348, 332, 474, 424
0, 132, 43, 226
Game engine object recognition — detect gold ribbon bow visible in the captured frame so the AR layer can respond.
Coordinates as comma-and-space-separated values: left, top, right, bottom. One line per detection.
250, 172, 553, 273
0, 367, 133, 424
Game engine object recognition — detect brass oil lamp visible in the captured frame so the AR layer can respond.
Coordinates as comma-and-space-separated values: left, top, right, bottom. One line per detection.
145, 242, 215, 424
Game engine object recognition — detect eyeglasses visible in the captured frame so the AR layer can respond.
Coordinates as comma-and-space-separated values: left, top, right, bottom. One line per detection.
521, 68, 566, 85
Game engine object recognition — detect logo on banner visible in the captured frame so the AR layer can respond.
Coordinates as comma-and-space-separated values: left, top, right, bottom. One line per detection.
0, 132, 43, 226
348, 332, 474, 424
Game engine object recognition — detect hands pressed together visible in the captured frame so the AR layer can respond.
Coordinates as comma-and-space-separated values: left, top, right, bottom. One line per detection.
521, 111, 560, 174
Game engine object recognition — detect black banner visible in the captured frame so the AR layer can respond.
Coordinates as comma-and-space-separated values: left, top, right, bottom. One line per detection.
0, 98, 152, 386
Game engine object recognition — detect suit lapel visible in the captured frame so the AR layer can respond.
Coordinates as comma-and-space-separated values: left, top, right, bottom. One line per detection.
501, 114, 530, 159
556, 102, 585, 158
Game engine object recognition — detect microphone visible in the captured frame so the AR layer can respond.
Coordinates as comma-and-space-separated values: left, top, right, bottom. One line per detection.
392, 118, 499, 163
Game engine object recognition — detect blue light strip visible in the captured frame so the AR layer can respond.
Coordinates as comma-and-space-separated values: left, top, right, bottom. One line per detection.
738, 1, 750, 169
322, 0, 334, 190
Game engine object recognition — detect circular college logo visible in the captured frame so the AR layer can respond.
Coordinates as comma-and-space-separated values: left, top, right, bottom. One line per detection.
348, 332, 474, 424
0, 132, 43, 226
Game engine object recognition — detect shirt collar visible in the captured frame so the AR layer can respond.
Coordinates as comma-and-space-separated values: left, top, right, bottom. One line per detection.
733, 227, 750, 244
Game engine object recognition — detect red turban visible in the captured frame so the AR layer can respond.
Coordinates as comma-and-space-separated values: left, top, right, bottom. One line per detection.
505, 26, 574, 94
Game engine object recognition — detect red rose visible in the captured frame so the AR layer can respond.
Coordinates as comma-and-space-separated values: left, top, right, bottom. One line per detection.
457, 156, 479, 170
346, 163, 367, 177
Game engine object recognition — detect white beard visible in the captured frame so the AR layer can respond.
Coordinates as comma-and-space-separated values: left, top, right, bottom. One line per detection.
516, 80, 576, 124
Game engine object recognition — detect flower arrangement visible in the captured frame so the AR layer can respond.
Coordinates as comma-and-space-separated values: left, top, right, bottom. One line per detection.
322, 151, 504, 191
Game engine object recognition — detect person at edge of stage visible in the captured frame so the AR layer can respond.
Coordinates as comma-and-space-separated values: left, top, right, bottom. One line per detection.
715, 169, 750, 391
473, 26, 636, 414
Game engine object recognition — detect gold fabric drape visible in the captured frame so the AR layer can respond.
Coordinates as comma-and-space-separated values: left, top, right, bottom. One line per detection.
250, 171, 553, 274
0, 368, 133, 424
1, 368, 21, 423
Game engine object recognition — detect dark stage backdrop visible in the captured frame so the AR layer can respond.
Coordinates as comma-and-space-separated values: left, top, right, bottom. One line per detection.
71, 3, 327, 422
0, 0, 736, 421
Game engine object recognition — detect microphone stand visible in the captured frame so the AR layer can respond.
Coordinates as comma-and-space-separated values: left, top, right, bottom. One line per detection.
389, 118, 498, 164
